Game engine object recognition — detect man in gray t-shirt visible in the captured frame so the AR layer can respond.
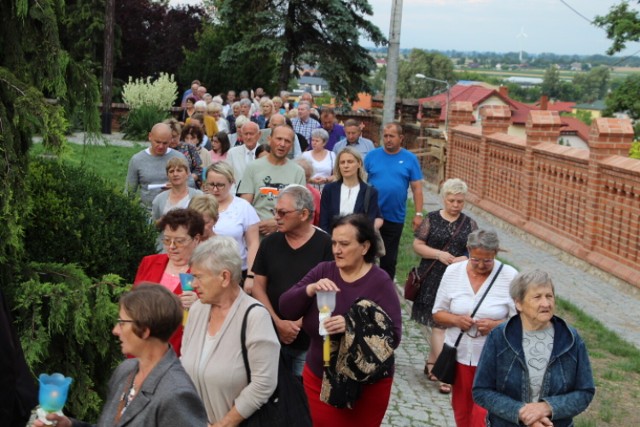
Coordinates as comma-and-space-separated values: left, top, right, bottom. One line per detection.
125, 122, 190, 212
238, 125, 306, 237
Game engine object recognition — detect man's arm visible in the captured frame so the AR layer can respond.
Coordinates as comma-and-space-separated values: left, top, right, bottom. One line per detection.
410, 179, 424, 231
251, 275, 300, 344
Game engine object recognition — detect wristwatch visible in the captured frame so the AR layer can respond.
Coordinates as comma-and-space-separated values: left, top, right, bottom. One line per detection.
415, 212, 424, 217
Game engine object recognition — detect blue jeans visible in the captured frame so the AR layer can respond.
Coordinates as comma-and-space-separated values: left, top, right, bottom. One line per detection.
281, 346, 307, 378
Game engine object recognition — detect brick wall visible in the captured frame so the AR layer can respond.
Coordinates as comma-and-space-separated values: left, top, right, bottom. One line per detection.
447, 104, 640, 286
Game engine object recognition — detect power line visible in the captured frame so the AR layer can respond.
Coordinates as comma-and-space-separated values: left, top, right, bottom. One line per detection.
558, 0, 593, 24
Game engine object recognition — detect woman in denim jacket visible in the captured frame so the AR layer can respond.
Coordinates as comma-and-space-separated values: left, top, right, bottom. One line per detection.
473, 270, 595, 427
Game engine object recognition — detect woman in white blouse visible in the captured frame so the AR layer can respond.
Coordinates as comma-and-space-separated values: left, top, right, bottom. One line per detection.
203, 161, 260, 293
433, 229, 517, 427
302, 128, 335, 191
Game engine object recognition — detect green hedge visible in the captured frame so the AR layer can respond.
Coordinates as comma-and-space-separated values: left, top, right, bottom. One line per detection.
24, 158, 156, 282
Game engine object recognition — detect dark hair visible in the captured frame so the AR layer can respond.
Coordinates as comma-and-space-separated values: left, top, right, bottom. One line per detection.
331, 214, 378, 263
213, 131, 231, 155
385, 122, 404, 136
181, 123, 204, 144
255, 144, 271, 157
120, 284, 182, 341
321, 107, 336, 117
344, 118, 361, 129
186, 96, 197, 104
157, 208, 204, 238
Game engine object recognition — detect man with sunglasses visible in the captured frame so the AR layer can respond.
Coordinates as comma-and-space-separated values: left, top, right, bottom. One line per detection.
251, 185, 333, 377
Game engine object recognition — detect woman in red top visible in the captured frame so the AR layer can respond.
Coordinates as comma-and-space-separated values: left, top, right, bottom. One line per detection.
134, 208, 203, 355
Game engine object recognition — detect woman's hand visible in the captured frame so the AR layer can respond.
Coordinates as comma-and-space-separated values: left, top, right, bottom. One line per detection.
306, 278, 340, 297
519, 402, 552, 426
475, 318, 500, 336
530, 417, 553, 427
33, 414, 72, 427
324, 315, 346, 335
455, 314, 475, 332
243, 277, 254, 295
180, 290, 199, 310
438, 251, 456, 266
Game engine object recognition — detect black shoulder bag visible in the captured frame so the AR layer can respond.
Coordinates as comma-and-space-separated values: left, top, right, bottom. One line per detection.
240, 304, 311, 427
430, 263, 504, 384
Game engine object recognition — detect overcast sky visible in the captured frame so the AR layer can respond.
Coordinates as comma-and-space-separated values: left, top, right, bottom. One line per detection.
171, 0, 640, 57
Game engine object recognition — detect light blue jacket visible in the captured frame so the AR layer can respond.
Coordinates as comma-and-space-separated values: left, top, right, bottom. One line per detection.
473, 315, 595, 427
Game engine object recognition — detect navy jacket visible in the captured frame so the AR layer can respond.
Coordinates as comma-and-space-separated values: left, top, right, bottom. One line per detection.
473, 315, 595, 427
319, 181, 381, 233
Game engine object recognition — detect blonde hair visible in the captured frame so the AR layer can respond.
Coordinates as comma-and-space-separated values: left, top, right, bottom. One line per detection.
165, 156, 189, 174
206, 161, 235, 184
440, 178, 468, 198
334, 147, 367, 182
188, 194, 220, 223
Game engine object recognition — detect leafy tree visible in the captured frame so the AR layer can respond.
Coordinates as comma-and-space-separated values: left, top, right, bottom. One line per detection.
541, 65, 562, 98
594, 1, 640, 55
115, 0, 205, 87
604, 73, 640, 122
180, 23, 280, 96
213, 0, 386, 101
571, 66, 610, 102
397, 49, 455, 98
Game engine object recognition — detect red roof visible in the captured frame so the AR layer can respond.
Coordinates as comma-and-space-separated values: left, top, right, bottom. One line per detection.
559, 116, 590, 142
534, 101, 575, 113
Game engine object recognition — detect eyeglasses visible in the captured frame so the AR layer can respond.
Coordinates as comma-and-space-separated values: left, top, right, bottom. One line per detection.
162, 237, 193, 247
466, 326, 481, 338
116, 319, 135, 327
270, 208, 298, 217
469, 258, 495, 265
204, 182, 226, 190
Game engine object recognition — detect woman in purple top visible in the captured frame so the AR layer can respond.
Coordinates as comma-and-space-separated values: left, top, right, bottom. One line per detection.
280, 214, 402, 427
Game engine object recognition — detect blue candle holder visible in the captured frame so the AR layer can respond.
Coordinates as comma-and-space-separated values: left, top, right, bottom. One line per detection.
38, 373, 72, 413
179, 273, 194, 292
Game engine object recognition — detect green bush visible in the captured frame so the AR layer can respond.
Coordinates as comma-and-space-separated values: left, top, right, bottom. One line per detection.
122, 104, 170, 141
14, 262, 128, 421
24, 158, 157, 282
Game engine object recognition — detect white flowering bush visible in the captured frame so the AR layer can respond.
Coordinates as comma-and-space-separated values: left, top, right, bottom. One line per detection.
121, 73, 177, 140
122, 73, 178, 109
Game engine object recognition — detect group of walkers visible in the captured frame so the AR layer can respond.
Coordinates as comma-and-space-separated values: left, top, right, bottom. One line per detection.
29, 83, 595, 427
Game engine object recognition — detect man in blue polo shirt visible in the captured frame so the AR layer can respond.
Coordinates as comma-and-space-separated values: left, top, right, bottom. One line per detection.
364, 122, 423, 280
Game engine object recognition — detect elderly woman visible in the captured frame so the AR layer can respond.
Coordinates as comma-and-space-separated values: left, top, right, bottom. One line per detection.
432, 229, 518, 427
295, 158, 322, 226
207, 102, 229, 134
181, 236, 280, 426
210, 131, 231, 162
188, 194, 219, 241
280, 214, 402, 426
473, 270, 595, 427
180, 96, 197, 123
226, 101, 242, 134
151, 157, 203, 223
134, 208, 203, 355
301, 128, 335, 191
203, 162, 260, 290
411, 178, 477, 393
319, 147, 382, 233
36, 285, 208, 427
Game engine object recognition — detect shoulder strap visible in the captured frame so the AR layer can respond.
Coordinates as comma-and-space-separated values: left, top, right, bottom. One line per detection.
363, 184, 372, 215
453, 262, 504, 347
240, 303, 264, 383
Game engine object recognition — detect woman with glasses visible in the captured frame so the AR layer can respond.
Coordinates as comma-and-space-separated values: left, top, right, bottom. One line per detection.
411, 178, 477, 394
134, 208, 204, 356
35, 284, 208, 427
203, 162, 260, 292
432, 229, 518, 427
151, 157, 202, 223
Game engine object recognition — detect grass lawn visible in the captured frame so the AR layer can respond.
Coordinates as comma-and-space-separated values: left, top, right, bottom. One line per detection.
397, 201, 640, 427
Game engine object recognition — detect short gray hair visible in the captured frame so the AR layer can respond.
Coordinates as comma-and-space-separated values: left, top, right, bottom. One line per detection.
467, 229, 500, 252
239, 98, 252, 107
509, 269, 555, 303
441, 178, 468, 198
190, 236, 242, 284
311, 128, 329, 142
279, 184, 315, 218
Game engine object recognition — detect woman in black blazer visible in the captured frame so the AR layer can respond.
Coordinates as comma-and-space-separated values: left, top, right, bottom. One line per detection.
320, 147, 383, 233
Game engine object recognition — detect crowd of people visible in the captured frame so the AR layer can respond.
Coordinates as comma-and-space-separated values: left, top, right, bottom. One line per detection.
24, 81, 594, 427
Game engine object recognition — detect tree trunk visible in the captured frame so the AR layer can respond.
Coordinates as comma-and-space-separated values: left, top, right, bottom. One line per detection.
383, 0, 403, 126
101, 0, 115, 134
278, 0, 297, 91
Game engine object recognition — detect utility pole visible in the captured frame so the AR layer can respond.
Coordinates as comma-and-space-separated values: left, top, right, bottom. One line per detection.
382, 0, 403, 127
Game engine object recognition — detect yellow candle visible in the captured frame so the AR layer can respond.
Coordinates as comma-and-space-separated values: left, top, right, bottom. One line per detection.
323, 335, 331, 366
182, 310, 189, 326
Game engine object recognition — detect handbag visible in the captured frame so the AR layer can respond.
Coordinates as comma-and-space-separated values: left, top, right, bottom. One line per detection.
404, 214, 469, 301
239, 304, 312, 427
431, 263, 504, 384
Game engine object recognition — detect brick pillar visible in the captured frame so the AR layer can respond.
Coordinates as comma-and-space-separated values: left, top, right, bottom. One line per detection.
479, 105, 511, 136
400, 99, 419, 124
525, 110, 561, 145
445, 101, 474, 180
583, 118, 635, 250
